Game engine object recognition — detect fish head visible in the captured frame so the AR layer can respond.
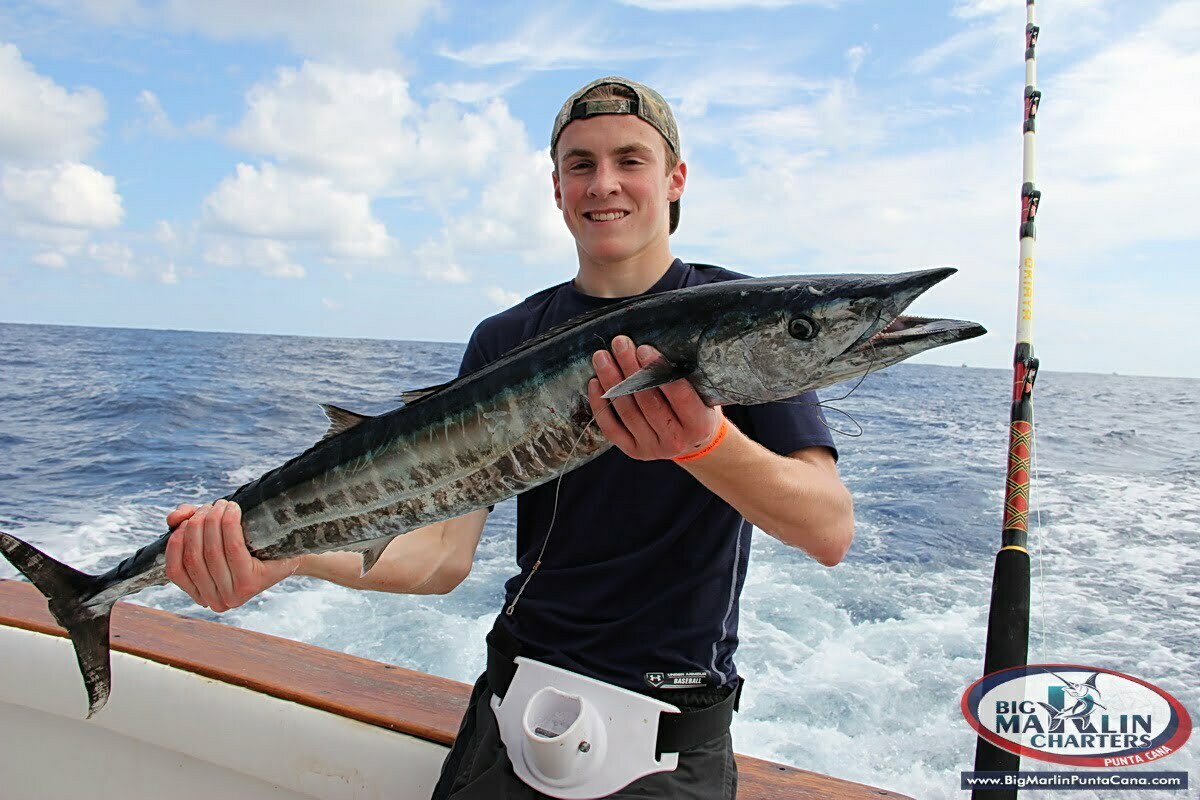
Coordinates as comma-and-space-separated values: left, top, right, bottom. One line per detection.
693, 267, 986, 404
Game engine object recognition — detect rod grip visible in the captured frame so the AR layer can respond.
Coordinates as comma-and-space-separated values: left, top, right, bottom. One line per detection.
972, 547, 1031, 798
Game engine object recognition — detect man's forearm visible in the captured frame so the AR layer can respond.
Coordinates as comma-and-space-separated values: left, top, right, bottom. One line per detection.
294, 520, 463, 595
679, 422, 854, 565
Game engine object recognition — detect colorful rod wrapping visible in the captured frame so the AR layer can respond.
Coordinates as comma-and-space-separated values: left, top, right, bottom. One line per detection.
971, 0, 1040, 795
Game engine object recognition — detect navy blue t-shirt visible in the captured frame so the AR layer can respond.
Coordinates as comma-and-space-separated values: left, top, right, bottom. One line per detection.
458, 259, 837, 692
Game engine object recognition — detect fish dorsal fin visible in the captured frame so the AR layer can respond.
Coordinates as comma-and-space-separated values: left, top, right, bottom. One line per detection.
319, 403, 372, 441
400, 381, 453, 404
397, 293, 660, 409
497, 293, 657, 362
601, 356, 694, 399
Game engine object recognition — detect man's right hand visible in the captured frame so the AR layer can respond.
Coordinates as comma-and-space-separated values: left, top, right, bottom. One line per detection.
165, 499, 300, 612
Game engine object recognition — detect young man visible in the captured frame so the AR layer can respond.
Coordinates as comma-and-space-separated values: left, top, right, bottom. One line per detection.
166, 77, 853, 799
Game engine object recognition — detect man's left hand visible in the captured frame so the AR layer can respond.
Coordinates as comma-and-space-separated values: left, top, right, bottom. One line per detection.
588, 335, 723, 462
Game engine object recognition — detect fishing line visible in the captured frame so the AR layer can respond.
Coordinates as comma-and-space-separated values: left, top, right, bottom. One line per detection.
691, 380, 867, 437
806, 341, 881, 437
1031, 403, 1046, 659
691, 341, 881, 438
506, 402, 603, 617
510, 336, 656, 614
510, 336, 628, 615
508, 341, 883, 614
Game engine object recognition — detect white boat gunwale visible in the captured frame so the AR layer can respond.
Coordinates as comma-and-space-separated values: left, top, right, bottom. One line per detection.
0, 578, 912, 800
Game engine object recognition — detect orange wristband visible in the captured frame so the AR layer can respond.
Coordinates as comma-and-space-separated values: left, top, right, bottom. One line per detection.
673, 417, 731, 464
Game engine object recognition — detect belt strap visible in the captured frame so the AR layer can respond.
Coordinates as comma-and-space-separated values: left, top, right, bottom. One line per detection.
485, 626, 742, 758
486, 627, 519, 701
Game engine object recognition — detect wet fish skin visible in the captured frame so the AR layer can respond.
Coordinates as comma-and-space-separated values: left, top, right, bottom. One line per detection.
0, 267, 985, 716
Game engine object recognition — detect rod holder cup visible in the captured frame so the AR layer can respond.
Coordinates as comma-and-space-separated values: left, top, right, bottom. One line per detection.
521, 687, 602, 785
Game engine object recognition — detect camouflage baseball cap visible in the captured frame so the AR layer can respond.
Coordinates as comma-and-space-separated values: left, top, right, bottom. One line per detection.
551, 76, 682, 234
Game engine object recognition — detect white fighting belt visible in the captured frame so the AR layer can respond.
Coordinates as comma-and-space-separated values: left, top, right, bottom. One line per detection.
490, 657, 681, 799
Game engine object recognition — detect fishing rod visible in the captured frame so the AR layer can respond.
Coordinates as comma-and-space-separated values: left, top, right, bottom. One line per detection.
971, 0, 1040, 796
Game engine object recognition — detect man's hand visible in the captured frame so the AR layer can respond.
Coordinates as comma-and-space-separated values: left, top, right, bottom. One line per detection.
588, 335, 723, 462
165, 499, 299, 612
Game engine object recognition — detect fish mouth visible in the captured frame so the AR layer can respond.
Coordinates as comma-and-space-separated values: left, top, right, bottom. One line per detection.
845, 315, 987, 355
836, 267, 986, 357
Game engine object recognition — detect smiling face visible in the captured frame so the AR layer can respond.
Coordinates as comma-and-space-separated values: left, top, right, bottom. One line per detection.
552, 114, 686, 272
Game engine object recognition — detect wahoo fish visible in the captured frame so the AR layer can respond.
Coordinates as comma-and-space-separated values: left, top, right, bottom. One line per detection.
0, 268, 984, 717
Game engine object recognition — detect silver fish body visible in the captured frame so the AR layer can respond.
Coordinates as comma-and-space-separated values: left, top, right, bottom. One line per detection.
0, 267, 985, 715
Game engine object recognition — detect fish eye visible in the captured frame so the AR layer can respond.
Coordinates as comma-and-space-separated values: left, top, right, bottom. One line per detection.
788, 315, 818, 340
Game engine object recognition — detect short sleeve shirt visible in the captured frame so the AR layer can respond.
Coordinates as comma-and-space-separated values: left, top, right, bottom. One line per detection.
459, 259, 836, 691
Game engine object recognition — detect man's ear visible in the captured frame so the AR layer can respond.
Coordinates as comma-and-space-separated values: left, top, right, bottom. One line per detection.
668, 160, 687, 202
552, 170, 562, 209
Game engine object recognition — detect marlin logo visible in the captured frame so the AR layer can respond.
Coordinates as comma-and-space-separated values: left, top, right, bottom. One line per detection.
962, 664, 1192, 767
1038, 671, 1105, 732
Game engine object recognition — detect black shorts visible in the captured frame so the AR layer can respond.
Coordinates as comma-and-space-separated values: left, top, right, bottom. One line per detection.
431, 673, 739, 799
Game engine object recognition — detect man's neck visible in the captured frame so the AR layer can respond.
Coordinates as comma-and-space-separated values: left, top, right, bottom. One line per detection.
572, 241, 676, 298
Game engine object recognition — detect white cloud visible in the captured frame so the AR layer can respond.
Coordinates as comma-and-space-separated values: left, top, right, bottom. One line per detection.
485, 287, 523, 307
154, 220, 177, 244
414, 239, 468, 283
912, 0, 1111, 93
3, 220, 91, 250
672, 0, 1200, 379
952, 0, 1016, 19
731, 79, 884, 153
0, 43, 106, 162
203, 236, 306, 279
682, 139, 1009, 275
0, 44, 125, 268
1037, 0, 1200, 255
618, 0, 838, 8
134, 89, 216, 137
54, 0, 440, 62
42, 0, 144, 25
228, 62, 529, 194
845, 44, 868, 74
203, 163, 392, 260
32, 251, 67, 269
220, 61, 572, 284
2, 163, 124, 229
159, 261, 180, 284
136, 89, 172, 135
910, 23, 1000, 79
445, 146, 572, 265
87, 241, 135, 278
661, 67, 827, 120
672, 63, 956, 170
439, 13, 664, 70
321, 297, 343, 311
164, 0, 438, 61
430, 77, 523, 105
228, 62, 417, 191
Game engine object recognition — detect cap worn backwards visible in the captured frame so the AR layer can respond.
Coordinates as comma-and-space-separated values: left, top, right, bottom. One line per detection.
551, 76, 682, 234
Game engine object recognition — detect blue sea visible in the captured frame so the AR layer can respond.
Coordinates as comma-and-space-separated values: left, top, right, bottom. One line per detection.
0, 321, 1196, 799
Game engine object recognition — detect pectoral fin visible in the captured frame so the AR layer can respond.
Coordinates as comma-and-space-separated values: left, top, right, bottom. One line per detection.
601, 357, 694, 399
359, 536, 397, 576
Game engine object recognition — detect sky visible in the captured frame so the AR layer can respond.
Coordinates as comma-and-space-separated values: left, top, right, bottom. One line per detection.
0, 0, 1197, 378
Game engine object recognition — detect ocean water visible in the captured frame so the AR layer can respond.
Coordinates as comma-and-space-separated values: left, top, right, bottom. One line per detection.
0, 321, 1195, 799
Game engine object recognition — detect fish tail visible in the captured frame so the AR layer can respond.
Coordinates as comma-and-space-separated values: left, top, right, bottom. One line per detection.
0, 530, 115, 718
1036, 701, 1064, 721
